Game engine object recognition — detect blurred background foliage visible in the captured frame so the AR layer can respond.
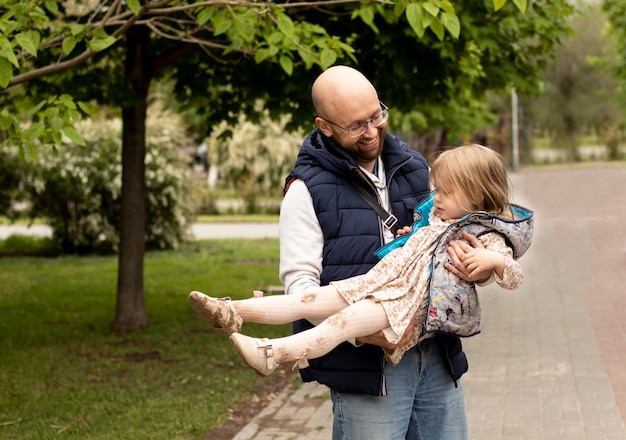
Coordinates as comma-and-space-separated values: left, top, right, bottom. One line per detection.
3, 0, 625, 253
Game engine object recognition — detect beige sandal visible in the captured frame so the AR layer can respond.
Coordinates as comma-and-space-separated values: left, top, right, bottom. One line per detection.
229, 333, 279, 377
188, 291, 243, 336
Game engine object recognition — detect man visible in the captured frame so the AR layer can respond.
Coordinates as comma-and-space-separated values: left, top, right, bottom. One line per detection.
279, 65, 477, 439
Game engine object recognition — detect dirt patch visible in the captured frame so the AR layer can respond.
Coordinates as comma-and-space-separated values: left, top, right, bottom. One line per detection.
203, 365, 296, 440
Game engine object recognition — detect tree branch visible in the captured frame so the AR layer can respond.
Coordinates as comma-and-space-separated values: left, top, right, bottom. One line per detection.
6, 0, 372, 87
146, 0, 376, 14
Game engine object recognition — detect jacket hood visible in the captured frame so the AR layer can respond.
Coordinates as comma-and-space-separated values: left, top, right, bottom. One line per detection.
457, 204, 534, 260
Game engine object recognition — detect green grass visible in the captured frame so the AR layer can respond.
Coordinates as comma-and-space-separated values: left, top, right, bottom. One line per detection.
0, 239, 292, 439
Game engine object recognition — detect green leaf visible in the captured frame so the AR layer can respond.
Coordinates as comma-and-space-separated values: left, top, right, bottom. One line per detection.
44, 0, 58, 14
429, 17, 445, 41
16, 31, 39, 57
63, 125, 86, 146
276, 13, 295, 38
31, 100, 47, 114
0, 110, 14, 131
58, 95, 78, 109
126, 0, 141, 15
22, 122, 45, 142
213, 15, 231, 36
279, 55, 293, 75
233, 14, 255, 43
88, 35, 116, 52
422, 11, 434, 29
227, 36, 244, 52
67, 108, 81, 121
62, 35, 77, 56
406, 3, 425, 38
0, 41, 18, 68
441, 12, 460, 39
49, 116, 64, 130
320, 48, 337, 69
254, 48, 271, 64
0, 57, 12, 88
440, 1, 456, 15
77, 101, 96, 116
69, 24, 84, 36
76, 101, 98, 115
512, 0, 527, 12
267, 32, 283, 45
197, 7, 215, 26
493, 0, 507, 11
51, 129, 62, 145
298, 49, 315, 69
423, 2, 440, 17
309, 24, 326, 35
394, 0, 406, 17
359, 7, 375, 29
25, 143, 39, 161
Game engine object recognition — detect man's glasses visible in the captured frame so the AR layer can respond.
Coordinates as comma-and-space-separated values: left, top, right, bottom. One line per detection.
318, 102, 389, 138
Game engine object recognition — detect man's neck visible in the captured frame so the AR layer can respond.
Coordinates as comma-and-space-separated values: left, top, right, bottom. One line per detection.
358, 158, 378, 175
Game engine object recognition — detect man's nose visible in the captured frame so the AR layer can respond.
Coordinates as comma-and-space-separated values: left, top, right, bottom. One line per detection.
364, 120, 378, 135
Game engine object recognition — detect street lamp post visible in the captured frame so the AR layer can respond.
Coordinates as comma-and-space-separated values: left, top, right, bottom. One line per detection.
511, 85, 519, 171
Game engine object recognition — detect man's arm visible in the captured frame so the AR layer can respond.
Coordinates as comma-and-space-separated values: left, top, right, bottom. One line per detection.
281, 180, 371, 340
279, 179, 324, 296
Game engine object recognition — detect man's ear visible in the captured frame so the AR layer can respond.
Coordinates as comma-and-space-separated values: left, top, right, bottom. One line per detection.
315, 117, 333, 137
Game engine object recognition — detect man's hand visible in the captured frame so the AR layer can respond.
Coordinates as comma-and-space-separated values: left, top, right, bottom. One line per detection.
356, 317, 417, 349
445, 231, 492, 283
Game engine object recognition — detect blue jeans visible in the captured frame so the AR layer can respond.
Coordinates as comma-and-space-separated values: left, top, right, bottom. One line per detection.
330, 338, 469, 440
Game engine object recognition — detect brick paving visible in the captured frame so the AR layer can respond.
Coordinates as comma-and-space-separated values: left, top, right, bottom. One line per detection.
233, 166, 626, 440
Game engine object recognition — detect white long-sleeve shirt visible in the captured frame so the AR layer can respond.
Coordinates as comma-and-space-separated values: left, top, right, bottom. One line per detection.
278, 158, 397, 345
279, 158, 394, 297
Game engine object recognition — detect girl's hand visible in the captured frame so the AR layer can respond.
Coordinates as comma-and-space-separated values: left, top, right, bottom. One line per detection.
464, 248, 506, 280
445, 231, 493, 282
395, 225, 413, 237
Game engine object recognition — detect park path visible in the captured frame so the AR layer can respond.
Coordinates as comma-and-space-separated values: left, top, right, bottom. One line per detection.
0, 222, 279, 240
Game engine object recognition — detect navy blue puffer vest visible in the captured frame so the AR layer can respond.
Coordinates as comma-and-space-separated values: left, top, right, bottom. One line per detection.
285, 129, 437, 395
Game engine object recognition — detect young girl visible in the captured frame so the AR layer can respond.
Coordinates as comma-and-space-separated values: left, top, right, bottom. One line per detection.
189, 144, 534, 376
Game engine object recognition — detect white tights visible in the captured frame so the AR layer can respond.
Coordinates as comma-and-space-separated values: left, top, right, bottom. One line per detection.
232, 286, 390, 364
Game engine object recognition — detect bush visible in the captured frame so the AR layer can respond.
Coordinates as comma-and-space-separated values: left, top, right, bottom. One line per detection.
20, 105, 196, 254
208, 106, 303, 214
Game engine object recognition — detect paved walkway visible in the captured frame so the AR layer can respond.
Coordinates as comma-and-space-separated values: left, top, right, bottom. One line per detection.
232, 166, 626, 440
0, 222, 279, 240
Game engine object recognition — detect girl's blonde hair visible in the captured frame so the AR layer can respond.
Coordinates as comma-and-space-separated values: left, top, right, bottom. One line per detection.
430, 144, 512, 217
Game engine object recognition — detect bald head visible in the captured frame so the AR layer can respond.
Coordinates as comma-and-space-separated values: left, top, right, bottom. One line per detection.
311, 66, 379, 118
310, 65, 386, 171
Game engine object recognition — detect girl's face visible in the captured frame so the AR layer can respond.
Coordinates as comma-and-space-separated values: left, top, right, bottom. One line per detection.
432, 187, 470, 221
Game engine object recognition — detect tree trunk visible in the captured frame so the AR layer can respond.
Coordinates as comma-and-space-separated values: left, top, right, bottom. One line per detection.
112, 25, 151, 333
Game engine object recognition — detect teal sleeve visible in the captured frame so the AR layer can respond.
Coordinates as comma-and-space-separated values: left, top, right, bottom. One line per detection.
374, 192, 434, 259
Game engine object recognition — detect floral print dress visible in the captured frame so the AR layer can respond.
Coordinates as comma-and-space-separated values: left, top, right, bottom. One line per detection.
330, 210, 524, 365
